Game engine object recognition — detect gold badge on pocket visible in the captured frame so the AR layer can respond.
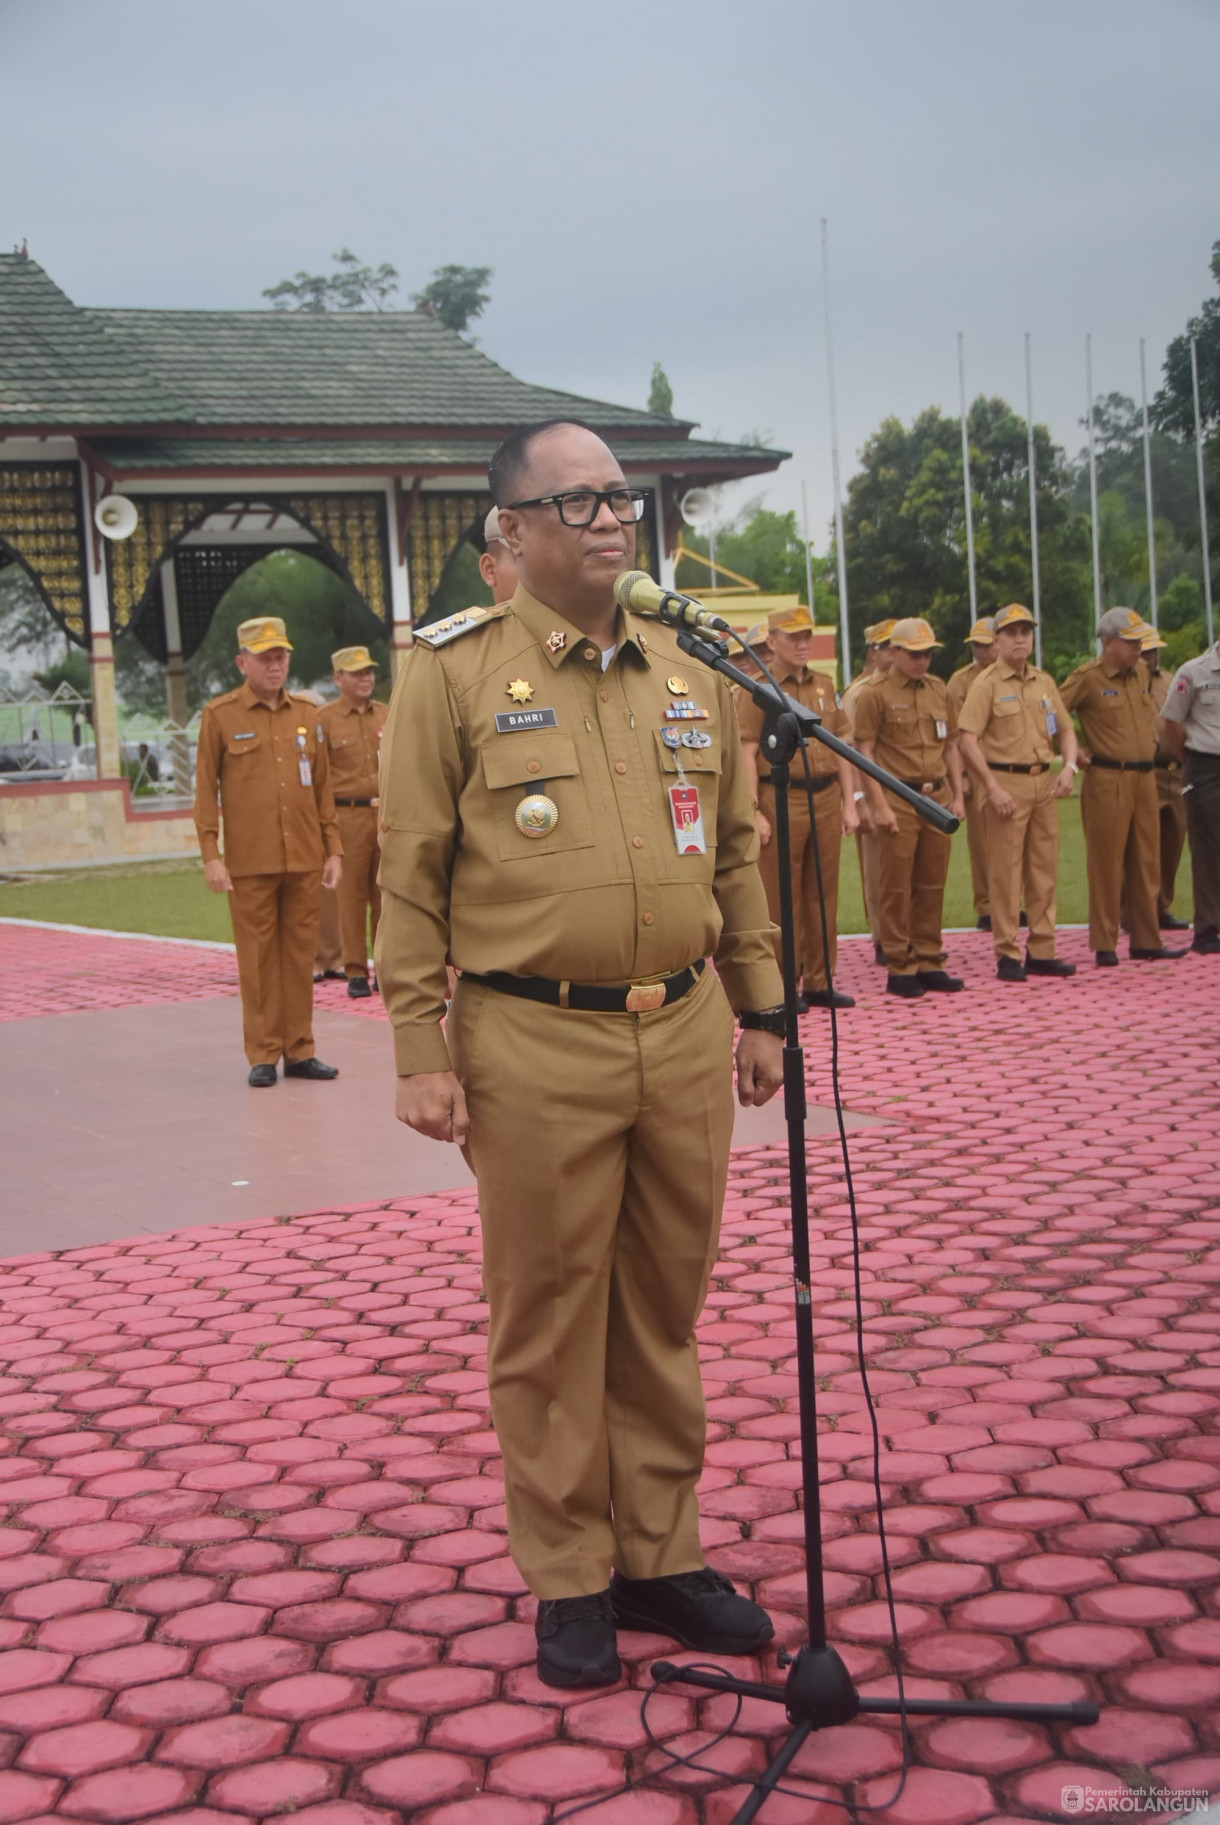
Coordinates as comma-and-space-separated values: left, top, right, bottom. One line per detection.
514, 793, 559, 838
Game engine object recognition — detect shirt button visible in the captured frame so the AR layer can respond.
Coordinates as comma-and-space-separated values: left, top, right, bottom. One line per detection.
584, 647, 598, 661
642, 911, 655, 925
632, 835, 644, 849
614, 760, 627, 775
527, 760, 540, 775
599, 690, 609, 703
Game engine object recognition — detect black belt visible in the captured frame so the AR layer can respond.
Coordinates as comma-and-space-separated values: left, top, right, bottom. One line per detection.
898, 777, 945, 794
1088, 757, 1154, 773
761, 774, 836, 793
470, 959, 705, 1015
989, 763, 1051, 775
334, 796, 377, 807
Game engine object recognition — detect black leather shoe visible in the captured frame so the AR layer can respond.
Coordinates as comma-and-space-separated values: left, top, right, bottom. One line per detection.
1192, 929, 1220, 955
916, 970, 964, 992
284, 1057, 339, 1080
873, 943, 886, 966
1026, 956, 1076, 977
1130, 946, 1188, 961
535, 1591, 620, 1689
1095, 950, 1119, 968
610, 1567, 774, 1654
997, 956, 1027, 982
1160, 913, 1190, 930
805, 988, 855, 1010
976, 915, 992, 932
347, 976, 372, 998
792, 993, 811, 1014
248, 1063, 277, 1088
886, 974, 925, 999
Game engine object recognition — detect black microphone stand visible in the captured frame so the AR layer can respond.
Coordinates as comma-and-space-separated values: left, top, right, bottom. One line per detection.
650, 629, 1099, 1824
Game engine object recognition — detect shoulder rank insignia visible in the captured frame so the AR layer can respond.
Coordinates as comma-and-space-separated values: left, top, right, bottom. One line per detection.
413, 604, 510, 649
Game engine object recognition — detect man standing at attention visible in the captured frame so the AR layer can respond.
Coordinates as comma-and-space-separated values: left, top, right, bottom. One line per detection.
957, 602, 1079, 982
194, 617, 342, 1085
376, 419, 783, 1690
946, 616, 997, 930
842, 620, 895, 964
1156, 633, 1220, 955
1141, 623, 1190, 930
319, 646, 388, 998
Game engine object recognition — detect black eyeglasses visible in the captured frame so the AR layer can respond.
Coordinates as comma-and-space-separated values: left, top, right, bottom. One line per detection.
506, 487, 647, 528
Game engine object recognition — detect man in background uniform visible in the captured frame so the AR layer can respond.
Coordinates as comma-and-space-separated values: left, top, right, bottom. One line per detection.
853, 618, 966, 998
319, 646, 388, 998
737, 604, 859, 1010
480, 505, 519, 601
957, 602, 1079, 982
194, 617, 342, 1085
1060, 606, 1184, 969
842, 620, 895, 965
947, 616, 997, 929
1142, 624, 1190, 929
1157, 636, 1220, 954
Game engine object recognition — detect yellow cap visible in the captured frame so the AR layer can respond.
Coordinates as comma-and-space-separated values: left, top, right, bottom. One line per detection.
331, 645, 378, 673
1139, 622, 1167, 650
768, 604, 815, 634
994, 602, 1036, 632
864, 618, 896, 646
237, 616, 292, 654
1097, 605, 1147, 641
744, 622, 768, 647
889, 617, 941, 651
967, 617, 996, 644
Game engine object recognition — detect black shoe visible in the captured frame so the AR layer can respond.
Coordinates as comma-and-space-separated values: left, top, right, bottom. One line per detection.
347, 976, 372, 998
997, 956, 1027, 982
976, 914, 992, 932
1095, 950, 1119, 968
1160, 913, 1190, 931
1026, 956, 1076, 978
886, 974, 926, 999
1130, 946, 1188, 961
805, 988, 855, 1010
610, 1567, 774, 1655
320, 969, 346, 981
873, 943, 886, 966
535, 1591, 620, 1689
247, 1063, 277, 1088
1192, 929, 1220, 955
283, 1057, 339, 1080
916, 970, 964, 993
792, 993, 811, 1014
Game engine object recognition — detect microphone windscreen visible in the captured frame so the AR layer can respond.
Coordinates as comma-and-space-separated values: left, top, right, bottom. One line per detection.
613, 570, 656, 612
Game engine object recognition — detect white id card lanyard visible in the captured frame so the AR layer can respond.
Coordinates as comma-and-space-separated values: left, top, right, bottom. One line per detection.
296, 727, 312, 787
667, 753, 707, 855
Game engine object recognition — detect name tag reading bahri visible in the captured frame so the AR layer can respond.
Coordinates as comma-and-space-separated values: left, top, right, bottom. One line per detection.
495, 708, 558, 733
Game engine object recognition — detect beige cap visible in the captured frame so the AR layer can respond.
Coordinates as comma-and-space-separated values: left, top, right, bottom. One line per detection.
889, 617, 941, 651
743, 621, 768, 648
1098, 605, 1147, 641
1139, 622, 1168, 650
967, 616, 996, 645
994, 603, 1036, 632
237, 616, 292, 654
864, 618, 896, 646
331, 645, 378, 673
768, 604, 814, 634
484, 506, 506, 547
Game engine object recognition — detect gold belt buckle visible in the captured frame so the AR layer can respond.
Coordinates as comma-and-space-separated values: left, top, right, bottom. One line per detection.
626, 980, 668, 1013
1029, 765, 1043, 776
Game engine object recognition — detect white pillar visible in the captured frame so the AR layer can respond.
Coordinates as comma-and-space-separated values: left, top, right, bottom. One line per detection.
655, 479, 676, 590
385, 481, 414, 679
82, 468, 121, 780
1191, 337, 1215, 648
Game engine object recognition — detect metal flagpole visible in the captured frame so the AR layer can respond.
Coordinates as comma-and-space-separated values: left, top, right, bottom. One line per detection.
1139, 338, 1159, 630
800, 478, 816, 616
821, 219, 852, 684
1086, 334, 1102, 623
957, 333, 978, 623
1191, 335, 1215, 647
1025, 332, 1042, 668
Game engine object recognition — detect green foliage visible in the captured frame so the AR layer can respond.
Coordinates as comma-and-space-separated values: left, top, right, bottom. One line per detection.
648, 361, 674, 417
33, 649, 91, 696
410, 264, 493, 334
263, 247, 400, 312
1158, 571, 1203, 632
1155, 239, 1220, 439
677, 503, 829, 609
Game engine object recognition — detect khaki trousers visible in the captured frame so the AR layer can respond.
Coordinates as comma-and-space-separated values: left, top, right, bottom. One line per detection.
315, 884, 343, 974
858, 827, 882, 944
963, 777, 990, 918
229, 871, 321, 1066
1081, 766, 1160, 953
335, 805, 381, 978
448, 964, 734, 1598
758, 779, 842, 990
982, 773, 1059, 962
876, 787, 952, 975
1157, 765, 1187, 919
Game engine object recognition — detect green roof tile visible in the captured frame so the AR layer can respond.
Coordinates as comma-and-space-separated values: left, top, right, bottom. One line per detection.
88, 435, 786, 477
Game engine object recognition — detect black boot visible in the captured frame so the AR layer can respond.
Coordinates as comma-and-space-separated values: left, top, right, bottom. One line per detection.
535, 1591, 620, 1689
610, 1568, 773, 1654
284, 1057, 340, 1079
886, 974, 925, 999
916, 970, 964, 992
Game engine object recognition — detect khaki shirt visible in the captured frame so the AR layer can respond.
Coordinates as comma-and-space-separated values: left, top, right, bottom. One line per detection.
735, 664, 848, 781
319, 696, 388, 800
1148, 669, 1170, 717
1159, 644, 1220, 755
376, 587, 783, 1076
851, 669, 956, 782
1058, 658, 1156, 763
194, 682, 340, 877
957, 660, 1068, 766
947, 660, 992, 721
840, 670, 881, 736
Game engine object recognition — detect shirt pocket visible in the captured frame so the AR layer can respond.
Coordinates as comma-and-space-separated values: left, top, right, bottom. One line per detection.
225, 732, 263, 761
480, 732, 594, 862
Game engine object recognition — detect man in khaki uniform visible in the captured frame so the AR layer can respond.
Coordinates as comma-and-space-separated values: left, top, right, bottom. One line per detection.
194, 617, 342, 1085
737, 604, 859, 1010
957, 602, 1079, 981
318, 646, 388, 998
479, 505, 519, 600
842, 621, 895, 964
947, 617, 997, 929
853, 618, 966, 998
1060, 606, 1185, 969
1157, 637, 1220, 954
1142, 624, 1190, 929
377, 419, 782, 1689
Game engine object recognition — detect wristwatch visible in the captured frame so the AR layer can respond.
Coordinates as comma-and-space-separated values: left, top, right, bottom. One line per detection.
739, 1005, 785, 1036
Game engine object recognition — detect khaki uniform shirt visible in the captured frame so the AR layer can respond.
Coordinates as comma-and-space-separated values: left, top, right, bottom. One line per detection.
851, 669, 956, 782
957, 660, 1069, 766
376, 587, 783, 1076
947, 661, 991, 721
194, 682, 340, 877
735, 664, 848, 781
319, 697, 388, 799
840, 670, 881, 736
1058, 657, 1156, 762
1159, 644, 1220, 755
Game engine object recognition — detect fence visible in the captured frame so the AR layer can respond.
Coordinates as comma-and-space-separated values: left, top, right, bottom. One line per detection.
0, 684, 199, 807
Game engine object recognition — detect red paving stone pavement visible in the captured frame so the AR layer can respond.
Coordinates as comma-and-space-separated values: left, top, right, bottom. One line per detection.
2, 922, 1220, 1820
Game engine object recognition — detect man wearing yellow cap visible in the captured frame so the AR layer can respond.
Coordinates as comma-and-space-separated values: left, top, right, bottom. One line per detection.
842, 621, 895, 964
947, 617, 997, 930
957, 603, 1079, 981
1141, 624, 1189, 930
194, 618, 343, 1084
853, 619, 966, 997
480, 506, 520, 603
319, 647, 389, 998
736, 604, 858, 1009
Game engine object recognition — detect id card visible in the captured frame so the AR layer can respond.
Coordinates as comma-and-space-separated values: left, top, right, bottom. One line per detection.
668, 783, 707, 855
299, 759, 312, 787
1045, 712, 1058, 736
935, 719, 948, 739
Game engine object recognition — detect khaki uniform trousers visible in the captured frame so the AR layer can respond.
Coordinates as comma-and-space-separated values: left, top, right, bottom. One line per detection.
963, 778, 990, 919
876, 787, 952, 975
229, 871, 322, 1066
1157, 764, 1187, 919
857, 826, 882, 945
447, 963, 734, 1598
757, 779, 842, 990
1081, 766, 1160, 953
315, 883, 343, 975
982, 773, 1059, 963
335, 805, 381, 978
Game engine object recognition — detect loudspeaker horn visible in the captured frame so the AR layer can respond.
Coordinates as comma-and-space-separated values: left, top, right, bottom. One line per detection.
94, 494, 139, 541
679, 487, 715, 528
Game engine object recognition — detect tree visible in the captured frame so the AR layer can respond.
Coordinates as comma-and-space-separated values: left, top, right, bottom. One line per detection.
262, 248, 400, 312
677, 503, 831, 612
410, 264, 492, 334
1154, 239, 1220, 439
648, 361, 674, 418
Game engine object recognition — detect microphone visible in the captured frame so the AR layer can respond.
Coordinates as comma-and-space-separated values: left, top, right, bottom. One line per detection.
613, 570, 733, 635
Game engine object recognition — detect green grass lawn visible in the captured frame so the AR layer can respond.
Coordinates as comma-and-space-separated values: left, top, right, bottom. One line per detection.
0, 801, 1194, 941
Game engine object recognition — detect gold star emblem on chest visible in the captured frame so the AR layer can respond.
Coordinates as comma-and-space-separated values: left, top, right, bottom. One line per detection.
505, 678, 534, 704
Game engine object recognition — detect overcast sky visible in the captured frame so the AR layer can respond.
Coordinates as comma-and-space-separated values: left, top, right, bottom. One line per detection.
4, 0, 1217, 544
